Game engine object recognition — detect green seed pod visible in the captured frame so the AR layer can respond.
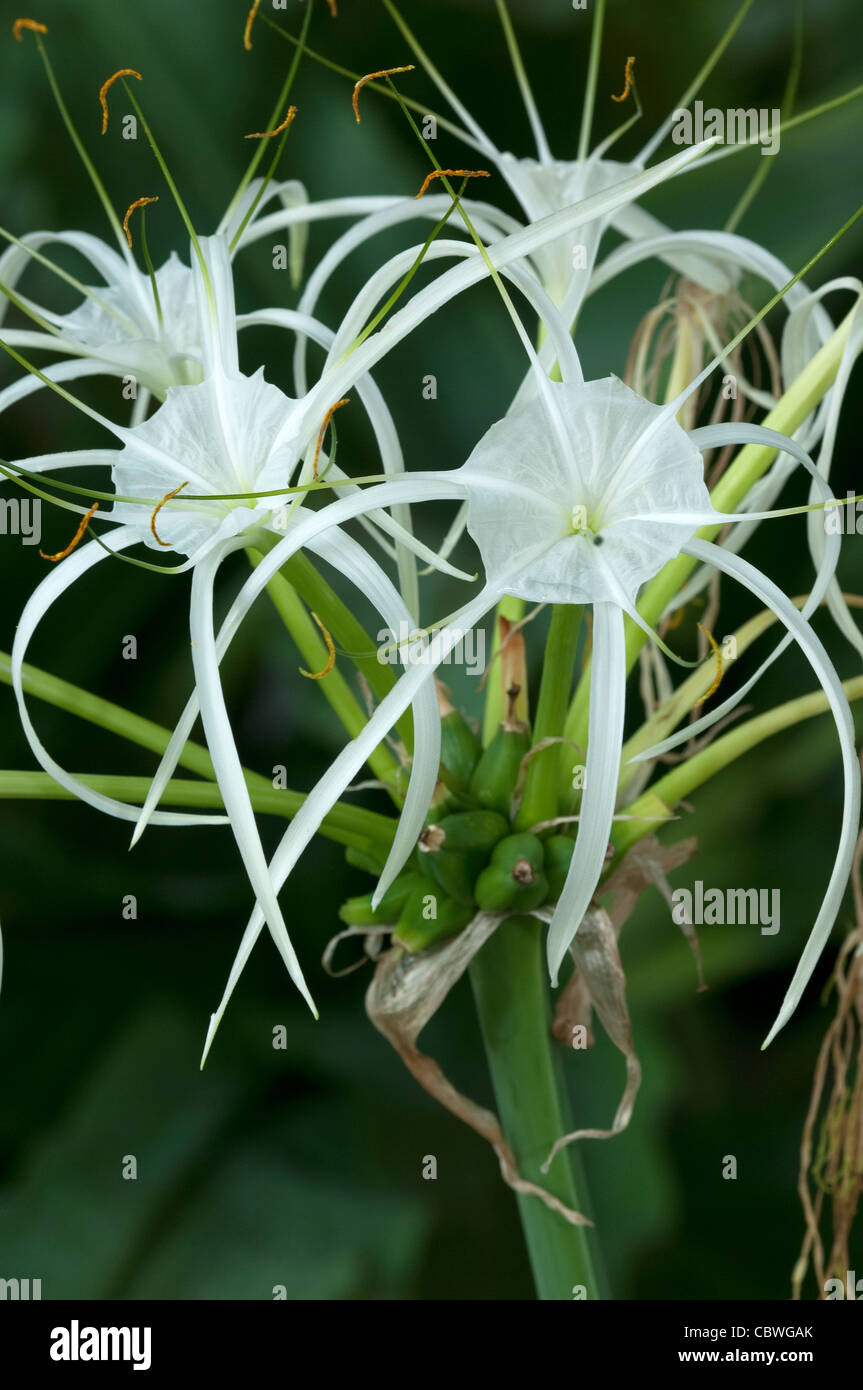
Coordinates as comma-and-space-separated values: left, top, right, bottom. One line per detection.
395, 887, 474, 953
489, 832, 546, 876
474, 863, 549, 914
338, 871, 424, 927
440, 708, 482, 790
435, 810, 510, 855
474, 832, 549, 913
468, 723, 531, 817
414, 811, 509, 906
428, 848, 480, 906
544, 834, 576, 901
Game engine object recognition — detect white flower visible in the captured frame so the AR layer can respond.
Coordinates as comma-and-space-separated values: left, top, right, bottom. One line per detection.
6, 234, 473, 1022
0, 177, 307, 406
378, 0, 751, 314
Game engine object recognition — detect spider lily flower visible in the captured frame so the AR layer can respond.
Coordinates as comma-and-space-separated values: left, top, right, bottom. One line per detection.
6, 231, 480, 1018
0, 23, 404, 414
197, 313, 858, 1055
376, 0, 764, 321
241, 0, 829, 407
0, 179, 317, 410
375, 0, 862, 402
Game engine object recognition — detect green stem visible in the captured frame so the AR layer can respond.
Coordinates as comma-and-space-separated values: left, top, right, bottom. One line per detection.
577, 0, 606, 163
516, 605, 581, 831
0, 770, 395, 855
0, 652, 398, 853
469, 915, 601, 1300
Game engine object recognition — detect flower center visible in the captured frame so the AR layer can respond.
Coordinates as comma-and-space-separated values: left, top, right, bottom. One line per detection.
569, 502, 604, 545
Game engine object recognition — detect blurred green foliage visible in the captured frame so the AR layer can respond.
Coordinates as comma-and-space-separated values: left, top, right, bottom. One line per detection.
0, 0, 861, 1299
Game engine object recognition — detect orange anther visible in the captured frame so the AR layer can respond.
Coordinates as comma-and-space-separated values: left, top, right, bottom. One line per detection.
40, 502, 98, 562
313, 399, 349, 479
243, 0, 261, 50
326, 0, 338, 16
611, 56, 636, 103
12, 17, 47, 41
245, 105, 298, 140
150, 481, 188, 547
122, 196, 159, 249
299, 613, 336, 680
694, 623, 724, 705
99, 68, 142, 135
352, 65, 414, 122
415, 167, 490, 200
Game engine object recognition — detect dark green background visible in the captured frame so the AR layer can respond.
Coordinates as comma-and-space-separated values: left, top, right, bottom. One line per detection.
0, 0, 861, 1299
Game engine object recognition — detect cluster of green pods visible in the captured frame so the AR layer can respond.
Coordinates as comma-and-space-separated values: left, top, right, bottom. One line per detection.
338, 706, 575, 954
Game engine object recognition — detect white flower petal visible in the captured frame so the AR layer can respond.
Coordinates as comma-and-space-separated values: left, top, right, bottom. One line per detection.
546, 602, 626, 984
189, 538, 317, 1017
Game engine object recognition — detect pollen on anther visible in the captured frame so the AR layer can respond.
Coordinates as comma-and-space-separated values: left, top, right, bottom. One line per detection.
694, 622, 724, 705
352, 65, 414, 123
99, 68, 142, 135
326, 0, 338, 16
150, 481, 189, 547
245, 105, 298, 140
313, 398, 349, 479
40, 502, 99, 563
299, 613, 336, 681
611, 56, 636, 104
122, 196, 159, 249
13, 17, 47, 41
243, 0, 261, 50
415, 168, 490, 200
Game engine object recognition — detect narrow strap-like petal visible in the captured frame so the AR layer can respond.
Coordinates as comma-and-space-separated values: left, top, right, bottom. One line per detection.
546, 602, 627, 985
189, 537, 317, 1017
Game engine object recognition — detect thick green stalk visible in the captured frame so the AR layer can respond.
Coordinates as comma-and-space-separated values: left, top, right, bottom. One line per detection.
561, 306, 857, 780
248, 550, 401, 791
469, 916, 601, 1300
515, 605, 581, 831
0, 771, 396, 854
